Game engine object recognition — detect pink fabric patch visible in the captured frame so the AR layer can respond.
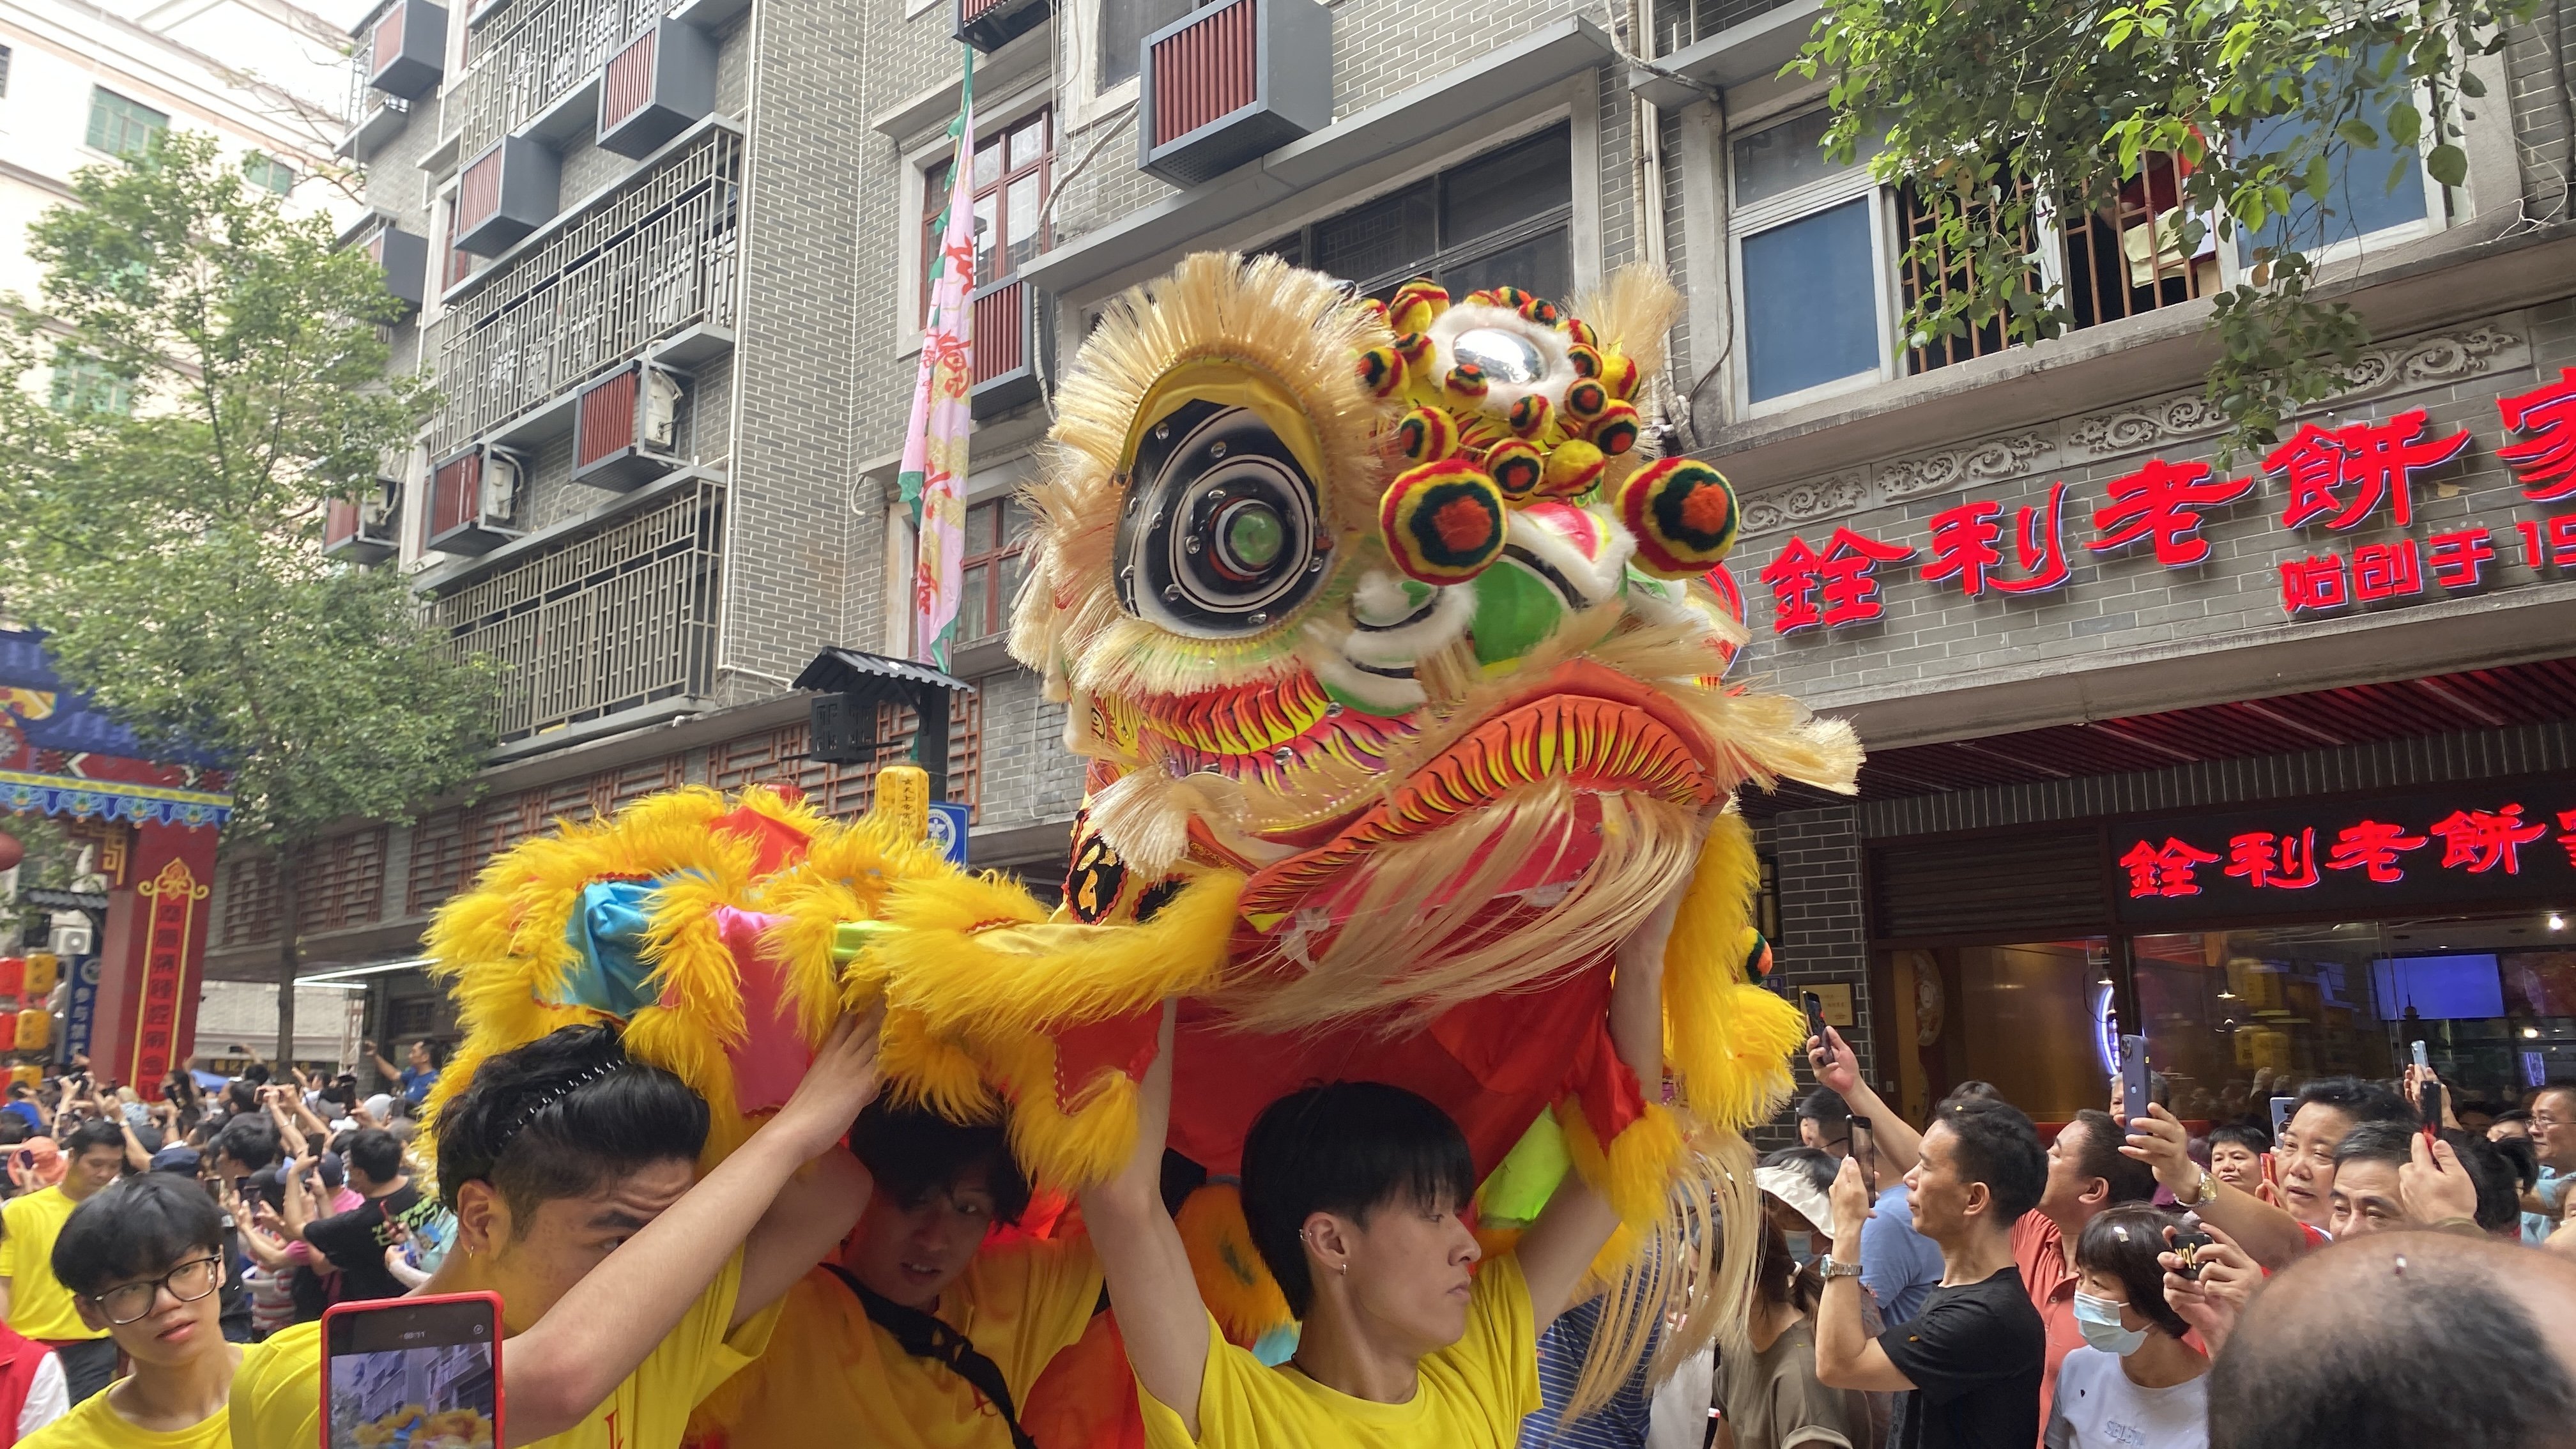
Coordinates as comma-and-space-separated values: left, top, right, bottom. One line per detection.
716, 907, 810, 1114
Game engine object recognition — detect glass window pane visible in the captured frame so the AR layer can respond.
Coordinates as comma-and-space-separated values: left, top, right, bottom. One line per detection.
1438, 227, 1572, 309
1732, 108, 1855, 208
1006, 172, 1041, 270
1936, 939, 2115, 1124
973, 137, 1002, 189
973, 191, 1000, 286
2234, 71, 2427, 263
2136, 925, 2403, 1127
1099, 0, 1193, 89
1742, 197, 1881, 402
997, 551, 1027, 630
1001, 496, 1031, 545
1250, 232, 1303, 268
1010, 114, 1048, 172
1313, 182, 1436, 286
961, 563, 989, 634
1440, 127, 1573, 246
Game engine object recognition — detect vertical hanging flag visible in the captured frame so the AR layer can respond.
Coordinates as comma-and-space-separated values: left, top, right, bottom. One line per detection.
901, 48, 977, 670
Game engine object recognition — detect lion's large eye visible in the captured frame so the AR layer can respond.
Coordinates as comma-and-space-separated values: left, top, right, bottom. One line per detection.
1448, 327, 1546, 385
1114, 401, 1326, 636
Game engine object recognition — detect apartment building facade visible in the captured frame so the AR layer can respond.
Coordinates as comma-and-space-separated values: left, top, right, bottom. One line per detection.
204, 0, 2576, 1117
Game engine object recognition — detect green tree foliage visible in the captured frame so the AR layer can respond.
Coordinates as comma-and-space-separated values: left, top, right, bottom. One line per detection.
1797, 0, 2537, 454
0, 131, 490, 1062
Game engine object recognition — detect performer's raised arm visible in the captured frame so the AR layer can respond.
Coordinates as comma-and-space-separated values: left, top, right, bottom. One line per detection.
1077, 999, 1212, 1435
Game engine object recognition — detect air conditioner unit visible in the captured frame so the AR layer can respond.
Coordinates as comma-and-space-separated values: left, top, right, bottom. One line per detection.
425, 443, 530, 555
453, 136, 560, 257
1138, 0, 1332, 187
573, 361, 685, 489
364, 224, 429, 313
325, 471, 402, 564
366, 0, 447, 99
597, 20, 716, 159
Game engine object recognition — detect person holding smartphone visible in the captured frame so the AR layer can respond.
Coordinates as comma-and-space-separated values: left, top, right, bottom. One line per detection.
231, 1014, 885, 1449
25, 1172, 236, 1449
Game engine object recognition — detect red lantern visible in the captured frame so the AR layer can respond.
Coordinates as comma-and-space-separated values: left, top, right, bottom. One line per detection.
0, 959, 24, 999
0, 834, 22, 873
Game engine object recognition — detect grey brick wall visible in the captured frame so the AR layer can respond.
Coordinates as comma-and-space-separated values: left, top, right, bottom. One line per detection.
2506, 0, 2575, 218
1754, 804, 1878, 1146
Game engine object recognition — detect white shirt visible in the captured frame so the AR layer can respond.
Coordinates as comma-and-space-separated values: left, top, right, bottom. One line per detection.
2044, 1347, 2209, 1449
1644, 1344, 1715, 1449
18, 1351, 66, 1438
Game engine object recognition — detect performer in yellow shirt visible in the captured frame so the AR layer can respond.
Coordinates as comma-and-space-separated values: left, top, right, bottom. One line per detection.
231, 1012, 887, 1449
24, 1172, 240, 1449
689, 1103, 1106, 1449
3, 1121, 127, 1404
1079, 885, 1682, 1449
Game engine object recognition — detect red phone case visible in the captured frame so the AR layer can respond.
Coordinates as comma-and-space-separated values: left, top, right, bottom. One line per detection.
318, 1291, 505, 1449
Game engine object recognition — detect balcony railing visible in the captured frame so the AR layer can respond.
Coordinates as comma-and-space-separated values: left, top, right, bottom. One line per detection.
424, 125, 740, 455
1650, 0, 1804, 53
446, 0, 682, 162
434, 479, 723, 742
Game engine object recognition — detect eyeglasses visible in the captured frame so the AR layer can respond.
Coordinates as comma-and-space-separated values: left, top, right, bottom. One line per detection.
88, 1256, 221, 1326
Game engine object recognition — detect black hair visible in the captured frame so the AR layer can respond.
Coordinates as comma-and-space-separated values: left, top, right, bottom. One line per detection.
1938, 1080, 2005, 1107
241, 1062, 271, 1086
1754, 1195, 1822, 1314
2492, 1133, 2540, 1193
0, 1117, 27, 1149
2074, 1204, 2191, 1341
2067, 1109, 2158, 1206
2441, 1130, 2522, 1233
847, 1101, 1031, 1225
247, 1165, 286, 1213
316, 1153, 346, 1192
2294, 1075, 2412, 1128
2207, 1122, 2273, 1156
1931, 1097, 2047, 1222
2146, 1071, 2173, 1110
2492, 1108, 2532, 1127
410, 1038, 448, 1070
2333, 1119, 2418, 1170
343, 1128, 401, 1186
1797, 1087, 1850, 1133
433, 1024, 707, 1216
1239, 1082, 1476, 1319
1759, 1145, 1839, 1200
63, 1120, 125, 1160
224, 1082, 256, 1116
211, 1114, 280, 1173
51, 1172, 224, 1298
2208, 1238, 2576, 1449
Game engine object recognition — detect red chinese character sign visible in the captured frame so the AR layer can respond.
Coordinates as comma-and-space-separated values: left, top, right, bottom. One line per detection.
1759, 528, 1916, 631
2113, 788, 2576, 925
2499, 369, 2576, 503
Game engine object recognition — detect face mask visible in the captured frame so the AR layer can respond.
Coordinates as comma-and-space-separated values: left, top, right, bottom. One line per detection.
1783, 1231, 1813, 1264
2073, 1291, 2149, 1356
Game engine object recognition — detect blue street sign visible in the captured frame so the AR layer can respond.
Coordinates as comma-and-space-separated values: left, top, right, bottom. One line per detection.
926, 801, 969, 866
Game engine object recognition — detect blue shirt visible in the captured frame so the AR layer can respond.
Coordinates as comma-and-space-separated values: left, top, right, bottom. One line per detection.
1518, 1294, 1652, 1449
1, 1101, 40, 1131
1860, 1181, 1945, 1326
2524, 1165, 2564, 1246
399, 1064, 437, 1105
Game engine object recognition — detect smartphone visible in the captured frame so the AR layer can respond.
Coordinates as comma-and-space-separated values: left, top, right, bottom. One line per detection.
1850, 1117, 1876, 1195
2269, 1094, 2297, 1141
2168, 1213, 2216, 1280
2418, 1079, 2445, 1138
321, 1292, 503, 1449
2410, 1039, 2432, 1073
2120, 1035, 2150, 1126
1802, 990, 1828, 1049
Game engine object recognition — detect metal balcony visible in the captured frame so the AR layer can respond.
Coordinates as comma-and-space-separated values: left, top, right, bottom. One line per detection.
597, 19, 716, 157
364, 224, 429, 312
446, 0, 741, 164
454, 135, 561, 256
955, 0, 1048, 53
424, 125, 740, 457
432, 479, 723, 743
365, 0, 447, 98
967, 276, 1045, 418
1137, 0, 1331, 187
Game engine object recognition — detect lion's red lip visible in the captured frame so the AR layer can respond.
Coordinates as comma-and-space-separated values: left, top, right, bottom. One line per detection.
1236, 661, 1715, 914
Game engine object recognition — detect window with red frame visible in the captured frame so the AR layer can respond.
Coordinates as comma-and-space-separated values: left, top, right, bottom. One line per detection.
921, 109, 1051, 323
957, 496, 1029, 643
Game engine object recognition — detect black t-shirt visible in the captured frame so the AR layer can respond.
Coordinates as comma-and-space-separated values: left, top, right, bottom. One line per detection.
303, 1179, 430, 1303
1879, 1266, 2046, 1449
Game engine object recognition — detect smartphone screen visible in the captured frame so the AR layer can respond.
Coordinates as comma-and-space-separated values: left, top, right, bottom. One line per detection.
1802, 991, 1827, 1047
322, 1293, 502, 1449
2120, 1034, 2150, 1124
2269, 1094, 2297, 1141
2411, 1039, 2432, 1073
1850, 1117, 1876, 1195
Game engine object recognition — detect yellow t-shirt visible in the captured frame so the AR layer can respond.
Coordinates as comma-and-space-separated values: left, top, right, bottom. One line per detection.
2, 1187, 105, 1343
689, 1234, 1105, 1449
229, 1248, 781, 1449
22, 1379, 229, 1449
1138, 1254, 1539, 1449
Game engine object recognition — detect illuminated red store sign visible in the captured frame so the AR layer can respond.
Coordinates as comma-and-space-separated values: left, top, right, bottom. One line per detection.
1759, 369, 2576, 634
2111, 785, 2576, 926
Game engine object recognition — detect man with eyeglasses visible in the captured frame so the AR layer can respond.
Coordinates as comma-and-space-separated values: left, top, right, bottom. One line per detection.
2521, 1085, 2574, 1245
2, 1121, 126, 1404
21, 1173, 234, 1448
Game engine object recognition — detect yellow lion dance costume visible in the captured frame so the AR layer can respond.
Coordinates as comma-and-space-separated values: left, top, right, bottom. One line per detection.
422, 253, 1859, 1414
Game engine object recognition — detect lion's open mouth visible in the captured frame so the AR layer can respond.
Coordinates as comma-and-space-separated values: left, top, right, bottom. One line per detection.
1236, 660, 1717, 914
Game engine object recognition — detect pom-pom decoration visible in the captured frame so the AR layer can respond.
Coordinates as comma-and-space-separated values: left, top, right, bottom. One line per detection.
1618, 457, 1740, 578
1485, 438, 1546, 502
1508, 393, 1553, 439
1565, 343, 1604, 380
1601, 353, 1641, 400
1379, 458, 1508, 584
1563, 317, 1598, 347
1740, 927, 1774, 983
1519, 294, 1563, 326
1391, 330, 1434, 363
1443, 364, 1491, 406
1539, 439, 1605, 498
1357, 345, 1406, 398
1563, 378, 1609, 423
1589, 401, 1642, 457
1389, 279, 1450, 334
1397, 405, 1460, 463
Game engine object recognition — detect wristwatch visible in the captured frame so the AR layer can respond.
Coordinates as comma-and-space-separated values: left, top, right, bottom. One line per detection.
1819, 1256, 1864, 1280
2175, 1167, 2216, 1208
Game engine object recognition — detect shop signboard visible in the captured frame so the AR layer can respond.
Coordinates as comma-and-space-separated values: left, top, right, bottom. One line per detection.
1756, 369, 2576, 634
2112, 783, 2576, 926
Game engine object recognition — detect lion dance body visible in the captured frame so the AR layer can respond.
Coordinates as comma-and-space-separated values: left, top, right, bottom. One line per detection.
422, 252, 1859, 1423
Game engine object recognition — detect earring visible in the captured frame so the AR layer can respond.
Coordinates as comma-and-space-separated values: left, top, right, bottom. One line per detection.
1338, 1263, 1348, 1276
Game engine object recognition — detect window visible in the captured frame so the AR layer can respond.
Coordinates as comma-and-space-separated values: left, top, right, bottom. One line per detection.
2234, 58, 2433, 267
0, 45, 13, 98
86, 88, 169, 159
1259, 126, 1575, 303
957, 496, 1030, 642
921, 109, 1051, 322
243, 153, 295, 195
1729, 110, 1892, 410
1098, 0, 1195, 91
50, 351, 134, 415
